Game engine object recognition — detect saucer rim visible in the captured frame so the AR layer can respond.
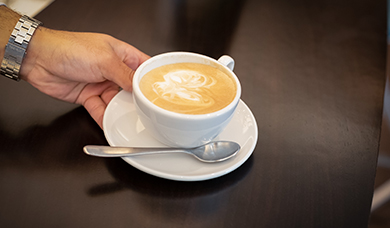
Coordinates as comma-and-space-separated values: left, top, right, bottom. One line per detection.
103, 90, 258, 181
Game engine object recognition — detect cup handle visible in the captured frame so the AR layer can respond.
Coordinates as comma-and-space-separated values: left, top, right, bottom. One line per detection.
218, 55, 235, 71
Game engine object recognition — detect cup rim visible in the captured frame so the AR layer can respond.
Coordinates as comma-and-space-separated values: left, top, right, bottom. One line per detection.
132, 52, 241, 120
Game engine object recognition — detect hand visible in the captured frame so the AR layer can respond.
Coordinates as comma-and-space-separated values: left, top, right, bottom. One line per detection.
19, 27, 150, 128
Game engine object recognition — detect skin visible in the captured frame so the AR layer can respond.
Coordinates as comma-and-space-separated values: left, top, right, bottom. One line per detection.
0, 5, 150, 128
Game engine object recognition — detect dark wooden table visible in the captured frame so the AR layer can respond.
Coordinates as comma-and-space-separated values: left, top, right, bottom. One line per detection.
0, 0, 386, 227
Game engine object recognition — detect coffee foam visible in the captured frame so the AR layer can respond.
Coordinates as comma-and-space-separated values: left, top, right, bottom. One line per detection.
152, 70, 216, 106
140, 63, 236, 114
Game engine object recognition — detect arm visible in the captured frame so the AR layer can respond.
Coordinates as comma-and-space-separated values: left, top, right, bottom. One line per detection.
1, 6, 149, 128
0, 5, 20, 62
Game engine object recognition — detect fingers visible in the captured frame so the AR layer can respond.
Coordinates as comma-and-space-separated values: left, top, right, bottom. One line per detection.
109, 36, 150, 69
119, 43, 150, 70
77, 81, 120, 128
83, 95, 106, 128
100, 59, 135, 91
102, 37, 150, 91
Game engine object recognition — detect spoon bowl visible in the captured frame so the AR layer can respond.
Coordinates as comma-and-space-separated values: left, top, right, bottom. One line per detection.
83, 141, 241, 163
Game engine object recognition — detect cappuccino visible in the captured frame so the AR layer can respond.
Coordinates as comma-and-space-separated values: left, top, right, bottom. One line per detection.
139, 62, 236, 114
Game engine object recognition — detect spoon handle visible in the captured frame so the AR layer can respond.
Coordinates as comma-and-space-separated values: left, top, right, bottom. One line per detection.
83, 145, 187, 157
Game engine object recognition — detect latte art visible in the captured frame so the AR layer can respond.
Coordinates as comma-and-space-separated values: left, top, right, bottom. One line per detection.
152, 70, 216, 107
140, 63, 236, 114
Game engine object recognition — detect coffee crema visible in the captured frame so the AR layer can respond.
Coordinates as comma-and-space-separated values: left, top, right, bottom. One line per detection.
139, 62, 236, 114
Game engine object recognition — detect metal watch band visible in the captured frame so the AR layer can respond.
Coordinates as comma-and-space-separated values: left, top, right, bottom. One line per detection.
0, 15, 42, 81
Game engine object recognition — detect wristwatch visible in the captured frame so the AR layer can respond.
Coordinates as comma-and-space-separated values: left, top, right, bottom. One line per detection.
0, 15, 42, 81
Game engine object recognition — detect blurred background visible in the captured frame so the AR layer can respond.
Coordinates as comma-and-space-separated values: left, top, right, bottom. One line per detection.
3, 0, 53, 16
367, 2, 390, 228
2, 0, 390, 227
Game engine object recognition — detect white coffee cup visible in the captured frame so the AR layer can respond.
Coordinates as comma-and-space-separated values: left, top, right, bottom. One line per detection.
132, 52, 241, 148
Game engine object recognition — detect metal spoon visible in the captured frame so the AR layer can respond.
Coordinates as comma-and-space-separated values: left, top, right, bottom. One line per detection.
83, 141, 240, 163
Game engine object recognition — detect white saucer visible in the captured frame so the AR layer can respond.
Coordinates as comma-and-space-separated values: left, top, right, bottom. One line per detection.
103, 90, 258, 181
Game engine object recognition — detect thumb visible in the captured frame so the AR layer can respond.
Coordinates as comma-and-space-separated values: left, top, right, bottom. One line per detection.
101, 38, 150, 91
101, 58, 135, 91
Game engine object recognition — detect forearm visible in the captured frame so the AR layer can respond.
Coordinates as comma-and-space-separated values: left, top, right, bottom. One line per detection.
0, 5, 21, 62
0, 5, 149, 128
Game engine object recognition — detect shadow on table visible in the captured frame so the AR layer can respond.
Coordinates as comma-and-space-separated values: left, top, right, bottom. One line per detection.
0, 106, 106, 169
0, 100, 254, 200
88, 154, 254, 198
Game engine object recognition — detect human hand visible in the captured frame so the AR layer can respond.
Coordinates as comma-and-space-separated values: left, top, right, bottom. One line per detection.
19, 27, 149, 128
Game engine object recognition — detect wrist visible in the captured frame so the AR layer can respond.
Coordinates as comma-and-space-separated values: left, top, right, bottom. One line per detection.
0, 5, 21, 62
19, 26, 58, 81
0, 8, 42, 81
